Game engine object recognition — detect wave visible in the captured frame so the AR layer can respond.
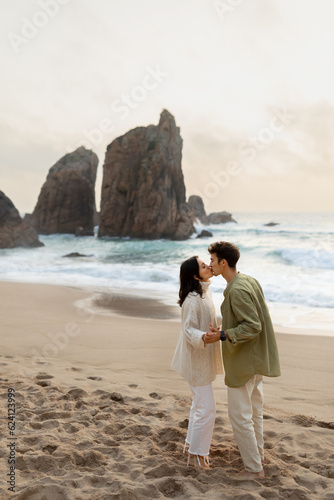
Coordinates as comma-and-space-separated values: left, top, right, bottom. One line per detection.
274, 247, 334, 270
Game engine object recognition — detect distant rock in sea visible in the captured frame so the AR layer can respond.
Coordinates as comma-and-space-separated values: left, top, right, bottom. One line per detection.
0, 191, 44, 249
196, 229, 213, 238
99, 109, 194, 240
27, 147, 98, 236
188, 195, 236, 225
188, 195, 207, 222
62, 252, 91, 258
264, 222, 280, 227
206, 211, 237, 224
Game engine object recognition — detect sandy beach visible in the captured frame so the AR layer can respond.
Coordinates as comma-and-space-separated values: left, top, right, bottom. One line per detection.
0, 281, 334, 500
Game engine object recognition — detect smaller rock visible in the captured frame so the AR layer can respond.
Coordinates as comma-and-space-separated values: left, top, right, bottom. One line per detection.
196, 229, 213, 238
188, 195, 207, 222
206, 211, 236, 224
264, 222, 279, 227
0, 191, 44, 249
62, 252, 90, 258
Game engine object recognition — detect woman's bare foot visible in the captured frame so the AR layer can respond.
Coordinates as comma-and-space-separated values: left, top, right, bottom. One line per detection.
235, 469, 265, 480
187, 454, 210, 469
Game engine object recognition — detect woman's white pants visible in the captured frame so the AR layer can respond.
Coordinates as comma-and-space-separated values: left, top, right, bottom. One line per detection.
228, 374, 264, 473
186, 383, 216, 456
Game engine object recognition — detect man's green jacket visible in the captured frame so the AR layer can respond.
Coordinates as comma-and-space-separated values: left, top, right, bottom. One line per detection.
221, 273, 281, 388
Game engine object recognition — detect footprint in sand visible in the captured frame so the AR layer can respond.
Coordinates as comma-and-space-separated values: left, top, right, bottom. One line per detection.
63, 423, 80, 433
144, 463, 177, 479
36, 380, 51, 387
178, 418, 189, 429
35, 373, 54, 380
149, 392, 162, 400
42, 444, 58, 454
292, 415, 316, 427
157, 478, 185, 498
110, 392, 124, 403
14, 485, 69, 500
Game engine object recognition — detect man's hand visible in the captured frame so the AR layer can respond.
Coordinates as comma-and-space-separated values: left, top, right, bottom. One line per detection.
203, 323, 221, 344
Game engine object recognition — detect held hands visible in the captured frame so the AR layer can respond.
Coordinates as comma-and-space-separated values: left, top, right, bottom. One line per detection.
203, 323, 221, 344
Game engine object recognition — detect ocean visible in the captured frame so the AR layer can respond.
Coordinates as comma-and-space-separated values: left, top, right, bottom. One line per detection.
1, 212, 333, 335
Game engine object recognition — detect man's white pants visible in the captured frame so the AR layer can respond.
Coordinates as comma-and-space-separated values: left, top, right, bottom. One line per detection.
228, 374, 264, 473
186, 383, 216, 456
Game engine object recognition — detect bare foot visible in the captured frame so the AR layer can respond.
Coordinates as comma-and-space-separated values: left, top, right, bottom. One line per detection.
187, 454, 210, 469
235, 469, 265, 480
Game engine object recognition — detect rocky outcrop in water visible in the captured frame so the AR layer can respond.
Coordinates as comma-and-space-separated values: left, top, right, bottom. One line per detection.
28, 147, 98, 236
99, 110, 194, 240
188, 195, 236, 225
0, 191, 43, 248
264, 222, 279, 227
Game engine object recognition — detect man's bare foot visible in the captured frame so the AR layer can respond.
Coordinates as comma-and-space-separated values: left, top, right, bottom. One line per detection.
235, 469, 265, 480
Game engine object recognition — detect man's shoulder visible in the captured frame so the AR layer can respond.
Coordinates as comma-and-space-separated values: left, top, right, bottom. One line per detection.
229, 274, 260, 295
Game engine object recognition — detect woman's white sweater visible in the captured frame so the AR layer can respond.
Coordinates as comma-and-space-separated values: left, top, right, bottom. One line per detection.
171, 281, 223, 387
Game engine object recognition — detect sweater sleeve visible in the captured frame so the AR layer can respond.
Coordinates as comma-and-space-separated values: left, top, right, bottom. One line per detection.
182, 296, 207, 349
225, 289, 262, 346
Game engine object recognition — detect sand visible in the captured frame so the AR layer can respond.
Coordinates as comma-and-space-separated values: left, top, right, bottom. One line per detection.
0, 281, 333, 500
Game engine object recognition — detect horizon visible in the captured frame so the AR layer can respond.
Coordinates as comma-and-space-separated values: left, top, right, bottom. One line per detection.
1, 0, 334, 215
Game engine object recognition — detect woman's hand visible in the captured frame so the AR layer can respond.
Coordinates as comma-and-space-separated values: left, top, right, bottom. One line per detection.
203, 323, 221, 344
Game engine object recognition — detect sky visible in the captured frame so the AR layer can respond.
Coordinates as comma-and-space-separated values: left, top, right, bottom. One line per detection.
1, 0, 334, 215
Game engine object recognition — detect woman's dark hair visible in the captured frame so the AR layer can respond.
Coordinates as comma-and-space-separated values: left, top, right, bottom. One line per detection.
178, 256, 203, 307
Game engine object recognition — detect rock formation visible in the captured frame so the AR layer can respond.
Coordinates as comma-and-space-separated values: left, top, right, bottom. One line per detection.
99, 110, 194, 240
206, 211, 236, 224
28, 147, 98, 236
188, 195, 236, 225
0, 191, 43, 248
188, 195, 207, 222
264, 222, 279, 227
197, 229, 213, 238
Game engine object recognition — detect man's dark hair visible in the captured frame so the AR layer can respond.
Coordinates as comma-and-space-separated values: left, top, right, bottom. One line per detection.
208, 241, 240, 269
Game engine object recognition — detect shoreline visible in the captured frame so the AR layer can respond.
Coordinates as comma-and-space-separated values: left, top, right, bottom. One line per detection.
1, 277, 334, 336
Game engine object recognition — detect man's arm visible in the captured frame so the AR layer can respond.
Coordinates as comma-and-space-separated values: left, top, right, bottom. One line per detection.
225, 289, 262, 345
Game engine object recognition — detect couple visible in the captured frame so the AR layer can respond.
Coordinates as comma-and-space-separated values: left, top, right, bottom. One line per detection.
171, 241, 281, 479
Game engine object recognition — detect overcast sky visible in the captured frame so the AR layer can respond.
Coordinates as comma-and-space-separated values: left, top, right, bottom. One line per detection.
1, 0, 334, 214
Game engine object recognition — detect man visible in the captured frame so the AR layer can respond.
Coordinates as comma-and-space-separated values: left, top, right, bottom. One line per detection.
204, 241, 280, 480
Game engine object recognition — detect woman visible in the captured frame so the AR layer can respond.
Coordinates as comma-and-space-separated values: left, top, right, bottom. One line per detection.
171, 256, 223, 469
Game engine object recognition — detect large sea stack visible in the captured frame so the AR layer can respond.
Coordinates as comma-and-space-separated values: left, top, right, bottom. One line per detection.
0, 191, 43, 248
28, 147, 98, 236
99, 110, 194, 240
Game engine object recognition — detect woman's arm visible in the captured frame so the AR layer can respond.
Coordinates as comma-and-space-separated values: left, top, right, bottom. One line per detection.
182, 296, 207, 349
